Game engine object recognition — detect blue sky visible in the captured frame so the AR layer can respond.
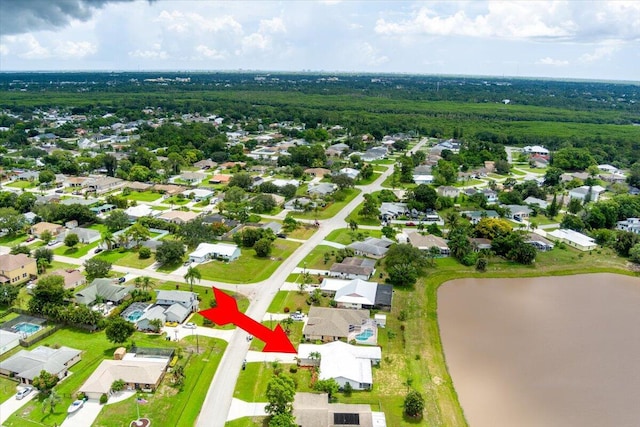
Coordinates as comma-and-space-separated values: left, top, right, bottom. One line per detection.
0, 0, 638, 81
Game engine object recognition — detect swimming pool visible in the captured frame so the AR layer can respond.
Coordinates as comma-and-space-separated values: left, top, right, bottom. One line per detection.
126, 310, 145, 322
12, 322, 42, 336
355, 328, 374, 341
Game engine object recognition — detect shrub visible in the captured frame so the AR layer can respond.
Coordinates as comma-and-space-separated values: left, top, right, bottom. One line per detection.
138, 247, 151, 259
289, 366, 298, 374
100, 393, 108, 404
283, 306, 290, 313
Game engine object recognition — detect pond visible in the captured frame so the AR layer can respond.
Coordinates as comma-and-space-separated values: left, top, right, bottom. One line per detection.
438, 273, 640, 427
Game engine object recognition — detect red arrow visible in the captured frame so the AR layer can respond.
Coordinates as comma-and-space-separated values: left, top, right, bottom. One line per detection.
198, 287, 296, 353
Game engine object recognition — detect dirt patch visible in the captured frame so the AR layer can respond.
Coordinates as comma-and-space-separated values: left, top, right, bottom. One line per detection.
130, 418, 150, 427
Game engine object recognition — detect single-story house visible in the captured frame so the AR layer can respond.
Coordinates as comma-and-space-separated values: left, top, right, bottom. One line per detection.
338, 168, 360, 180
79, 357, 168, 399
194, 159, 217, 170
469, 237, 492, 251
182, 188, 214, 202
524, 196, 548, 210
136, 306, 167, 331
412, 174, 434, 185
39, 269, 86, 289
547, 229, 597, 251
126, 181, 153, 192
271, 178, 299, 188
328, 257, 376, 280
30, 221, 64, 238
152, 184, 187, 195
293, 392, 387, 427
304, 168, 331, 178
568, 185, 606, 203
437, 186, 460, 198
504, 205, 532, 222
303, 307, 370, 342
379, 202, 408, 221
461, 210, 499, 225
0, 346, 81, 385
155, 290, 199, 312
188, 242, 241, 263
525, 233, 555, 251
320, 278, 393, 311
86, 176, 125, 194
308, 183, 337, 197
284, 197, 315, 211
298, 341, 381, 390
125, 204, 156, 220
64, 227, 101, 244
177, 172, 207, 185
261, 221, 282, 235
157, 210, 199, 224
347, 237, 394, 259
362, 147, 388, 162
407, 232, 450, 256
0, 330, 21, 356
75, 278, 133, 306
209, 175, 232, 184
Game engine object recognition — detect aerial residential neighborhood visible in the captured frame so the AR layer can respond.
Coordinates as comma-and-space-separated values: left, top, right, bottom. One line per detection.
0, 67, 639, 427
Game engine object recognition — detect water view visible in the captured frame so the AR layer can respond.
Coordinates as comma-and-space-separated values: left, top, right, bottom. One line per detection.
438, 273, 640, 427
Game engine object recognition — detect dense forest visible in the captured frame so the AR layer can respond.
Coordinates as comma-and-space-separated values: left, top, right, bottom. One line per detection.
0, 72, 639, 166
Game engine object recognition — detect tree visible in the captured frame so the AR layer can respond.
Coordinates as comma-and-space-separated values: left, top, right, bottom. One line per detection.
560, 214, 585, 232
268, 413, 297, 427
38, 169, 56, 186
33, 370, 59, 394
348, 219, 358, 231
101, 230, 115, 251
139, 246, 151, 259
494, 159, 510, 175
228, 172, 253, 190
0, 207, 26, 235
282, 214, 298, 232
567, 197, 582, 214
111, 379, 126, 393
404, 389, 425, 418
125, 222, 150, 248
42, 390, 61, 415
84, 258, 112, 279
183, 266, 202, 292
434, 159, 458, 185
33, 247, 53, 264
28, 275, 65, 314
64, 233, 79, 248
313, 378, 340, 398
387, 263, 419, 287
10, 244, 30, 255
629, 243, 640, 264
358, 195, 380, 219
156, 240, 186, 266
331, 174, 355, 190
544, 167, 564, 187
105, 210, 130, 232
265, 374, 296, 416
254, 238, 274, 257
40, 230, 53, 245
474, 218, 512, 239
105, 317, 136, 344
546, 194, 560, 218
0, 283, 19, 306
252, 194, 277, 214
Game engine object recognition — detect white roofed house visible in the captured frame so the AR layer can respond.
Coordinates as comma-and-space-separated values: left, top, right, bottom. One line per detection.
188, 242, 241, 263
338, 168, 360, 180
85, 176, 125, 194
347, 237, 394, 259
616, 218, 640, 234
307, 183, 337, 197
125, 204, 156, 221
136, 306, 166, 331
568, 185, 606, 203
155, 290, 199, 313
548, 229, 597, 252
176, 172, 207, 185
407, 232, 450, 256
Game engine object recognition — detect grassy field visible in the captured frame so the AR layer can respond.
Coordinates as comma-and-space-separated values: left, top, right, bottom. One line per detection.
266, 291, 310, 314
0, 233, 28, 247
225, 417, 267, 427
324, 228, 383, 245
248, 321, 305, 352
356, 172, 381, 186
0, 376, 18, 404
198, 240, 300, 283
160, 196, 190, 206
286, 225, 317, 240
95, 249, 156, 269
52, 240, 100, 258
126, 191, 162, 202
292, 188, 360, 220
234, 362, 314, 402
5, 181, 36, 189
345, 200, 382, 226
298, 245, 339, 270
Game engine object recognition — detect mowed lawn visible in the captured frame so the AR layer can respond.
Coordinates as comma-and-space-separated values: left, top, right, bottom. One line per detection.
267, 291, 309, 314
234, 361, 314, 402
324, 228, 383, 245
92, 336, 227, 427
298, 244, 338, 270
95, 249, 156, 269
198, 240, 301, 283
0, 376, 18, 404
0, 233, 28, 247
53, 240, 100, 258
125, 190, 162, 202
292, 188, 360, 220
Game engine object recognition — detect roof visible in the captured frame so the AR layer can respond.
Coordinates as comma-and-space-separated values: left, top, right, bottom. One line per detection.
304, 307, 370, 339
262, 221, 282, 234
407, 232, 449, 250
137, 305, 167, 324
548, 229, 596, 247
293, 393, 380, 427
31, 222, 62, 233
298, 341, 381, 385
79, 359, 167, 395
347, 237, 393, 257
0, 329, 21, 348
155, 290, 197, 305
0, 346, 81, 380
39, 269, 85, 289
158, 210, 199, 222
0, 253, 35, 272
182, 188, 214, 198
374, 284, 393, 307
189, 242, 239, 259
164, 303, 190, 320
125, 205, 155, 217
334, 279, 378, 306
75, 278, 132, 305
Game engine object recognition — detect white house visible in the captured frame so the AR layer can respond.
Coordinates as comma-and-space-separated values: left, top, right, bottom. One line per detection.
523, 145, 550, 156
182, 188, 214, 202
568, 185, 606, 203
298, 341, 381, 390
412, 174, 434, 185
320, 278, 377, 309
616, 218, 640, 234
125, 204, 156, 220
548, 229, 597, 252
188, 242, 241, 263
155, 290, 199, 312
338, 168, 360, 180
0, 330, 21, 356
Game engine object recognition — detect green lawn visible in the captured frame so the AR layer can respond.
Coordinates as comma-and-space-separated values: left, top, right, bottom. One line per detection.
345, 200, 382, 226
0, 376, 18, 404
510, 169, 526, 176
0, 233, 28, 247
5, 181, 36, 189
292, 188, 361, 220
298, 245, 339, 270
87, 223, 109, 234
115, 251, 157, 269
52, 240, 100, 258
150, 205, 168, 211
198, 240, 301, 283
373, 165, 388, 172
225, 417, 267, 427
92, 337, 226, 427
48, 260, 79, 271
286, 225, 317, 240
324, 228, 383, 245
160, 196, 190, 206
356, 172, 381, 186
248, 320, 305, 353
125, 191, 162, 202
529, 214, 561, 226
266, 291, 310, 314
454, 178, 485, 187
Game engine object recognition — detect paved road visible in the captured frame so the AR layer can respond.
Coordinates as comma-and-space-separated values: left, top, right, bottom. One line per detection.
196, 139, 429, 426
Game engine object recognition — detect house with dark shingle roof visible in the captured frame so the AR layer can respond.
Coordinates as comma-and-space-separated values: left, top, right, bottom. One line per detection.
0, 345, 81, 385
75, 278, 132, 306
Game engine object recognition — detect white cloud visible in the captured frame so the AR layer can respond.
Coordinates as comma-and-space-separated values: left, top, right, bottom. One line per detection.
537, 57, 569, 66
17, 34, 50, 59
259, 17, 286, 34
240, 33, 270, 52
361, 42, 389, 66
195, 45, 226, 60
54, 40, 97, 59
156, 10, 243, 34
0, 44, 8, 56
579, 43, 621, 63
128, 43, 168, 60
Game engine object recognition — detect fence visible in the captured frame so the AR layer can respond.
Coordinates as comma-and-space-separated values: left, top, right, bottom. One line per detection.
19, 324, 61, 347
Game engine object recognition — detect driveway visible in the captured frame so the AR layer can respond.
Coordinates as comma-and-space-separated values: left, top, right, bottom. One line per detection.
60, 400, 103, 427
226, 398, 268, 421
0, 387, 38, 425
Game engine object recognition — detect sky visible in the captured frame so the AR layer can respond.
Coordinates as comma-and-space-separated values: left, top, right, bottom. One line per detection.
0, 0, 639, 81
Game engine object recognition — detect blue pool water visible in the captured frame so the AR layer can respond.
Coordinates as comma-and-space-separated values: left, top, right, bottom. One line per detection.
13, 322, 41, 335
355, 329, 374, 341
127, 310, 145, 322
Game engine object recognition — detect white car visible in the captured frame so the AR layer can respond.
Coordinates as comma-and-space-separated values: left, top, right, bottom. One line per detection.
182, 322, 197, 329
16, 387, 32, 400
291, 311, 304, 321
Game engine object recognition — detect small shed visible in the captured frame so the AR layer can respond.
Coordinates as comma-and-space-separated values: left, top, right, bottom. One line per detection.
374, 314, 387, 328
114, 347, 126, 360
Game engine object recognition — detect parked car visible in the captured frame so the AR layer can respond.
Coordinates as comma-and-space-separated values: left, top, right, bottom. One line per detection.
16, 386, 32, 400
55, 189, 64, 193
183, 322, 196, 329
276, 233, 287, 239
25, 236, 35, 242
291, 311, 304, 321
183, 261, 191, 266
406, 221, 416, 226
47, 240, 58, 246
117, 277, 126, 283
246, 334, 253, 341
94, 248, 103, 254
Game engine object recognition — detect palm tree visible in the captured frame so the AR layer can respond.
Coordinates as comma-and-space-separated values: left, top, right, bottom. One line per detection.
183, 266, 201, 292
42, 390, 61, 414
36, 257, 48, 274
101, 230, 114, 251
142, 276, 154, 292
116, 234, 129, 250
134, 276, 143, 289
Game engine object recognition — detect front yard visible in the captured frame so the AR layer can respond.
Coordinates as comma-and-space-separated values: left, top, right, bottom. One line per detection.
291, 188, 361, 220
94, 249, 156, 269
324, 228, 383, 245
197, 240, 301, 283
125, 191, 162, 202
52, 240, 101, 258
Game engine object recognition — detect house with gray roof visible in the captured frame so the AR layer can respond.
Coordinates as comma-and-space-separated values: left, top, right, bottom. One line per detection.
155, 290, 199, 312
362, 147, 388, 161
75, 278, 132, 306
407, 232, 450, 256
293, 392, 387, 427
303, 307, 370, 342
328, 257, 376, 280
307, 183, 337, 197
0, 345, 81, 385
136, 306, 167, 331
347, 237, 394, 259
64, 227, 100, 244
462, 210, 499, 225
504, 205, 532, 222
379, 202, 408, 221
524, 196, 548, 210
262, 221, 283, 235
